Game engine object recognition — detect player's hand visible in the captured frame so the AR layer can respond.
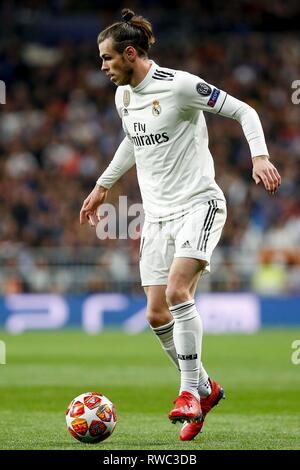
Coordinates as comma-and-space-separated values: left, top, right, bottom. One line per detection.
79, 185, 108, 227
252, 155, 281, 195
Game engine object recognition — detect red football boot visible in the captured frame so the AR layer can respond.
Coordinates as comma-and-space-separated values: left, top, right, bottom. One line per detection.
168, 391, 202, 424
180, 378, 225, 441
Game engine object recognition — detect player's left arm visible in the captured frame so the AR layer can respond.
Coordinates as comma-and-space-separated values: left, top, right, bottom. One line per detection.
174, 72, 281, 194
251, 155, 281, 195
217, 94, 281, 195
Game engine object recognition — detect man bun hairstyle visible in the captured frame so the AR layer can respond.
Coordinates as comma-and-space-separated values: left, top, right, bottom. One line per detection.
98, 8, 155, 57
121, 8, 135, 23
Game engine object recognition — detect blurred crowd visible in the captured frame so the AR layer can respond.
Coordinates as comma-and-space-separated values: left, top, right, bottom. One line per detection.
0, 2, 300, 294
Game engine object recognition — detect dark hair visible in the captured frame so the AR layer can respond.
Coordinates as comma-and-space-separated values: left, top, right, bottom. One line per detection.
97, 8, 155, 57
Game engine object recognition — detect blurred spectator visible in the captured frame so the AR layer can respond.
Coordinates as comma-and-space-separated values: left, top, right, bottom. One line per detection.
252, 252, 288, 295
0, 3, 300, 293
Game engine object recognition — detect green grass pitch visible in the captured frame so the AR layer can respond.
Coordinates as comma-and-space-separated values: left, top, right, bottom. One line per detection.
0, 329, 300, 450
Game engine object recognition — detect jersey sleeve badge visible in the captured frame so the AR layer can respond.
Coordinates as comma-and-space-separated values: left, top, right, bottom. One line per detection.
196, 82, 212, 96
207, 88, 221, 107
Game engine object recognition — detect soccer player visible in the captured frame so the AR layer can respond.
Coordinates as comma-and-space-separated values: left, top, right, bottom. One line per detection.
80, 9, 281, 441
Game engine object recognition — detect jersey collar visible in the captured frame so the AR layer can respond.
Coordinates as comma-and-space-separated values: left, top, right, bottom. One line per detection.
131, 61, 158, 93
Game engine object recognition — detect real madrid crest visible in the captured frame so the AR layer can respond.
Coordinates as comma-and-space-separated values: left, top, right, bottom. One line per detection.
123, 90, 130, 108
152, 100, 161, 116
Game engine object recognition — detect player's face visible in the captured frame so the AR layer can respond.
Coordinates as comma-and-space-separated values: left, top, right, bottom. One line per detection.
99, 38, 133, 86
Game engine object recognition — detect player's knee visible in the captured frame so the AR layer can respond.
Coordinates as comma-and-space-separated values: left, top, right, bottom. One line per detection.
165, 285, 190, 307
146, 306, 171, 328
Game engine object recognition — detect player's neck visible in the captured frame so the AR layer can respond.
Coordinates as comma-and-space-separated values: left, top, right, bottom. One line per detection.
130, 58, 152, 88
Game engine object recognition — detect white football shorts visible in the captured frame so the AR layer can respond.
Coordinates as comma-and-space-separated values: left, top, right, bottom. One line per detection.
139, 199, 227, 286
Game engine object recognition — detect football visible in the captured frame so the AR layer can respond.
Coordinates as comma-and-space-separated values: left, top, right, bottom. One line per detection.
66, 392, 117, 443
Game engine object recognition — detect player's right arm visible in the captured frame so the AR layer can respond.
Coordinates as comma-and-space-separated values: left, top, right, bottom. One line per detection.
80, 88, 135, 226
79, 183, 108, 227
80, 135, 135, 226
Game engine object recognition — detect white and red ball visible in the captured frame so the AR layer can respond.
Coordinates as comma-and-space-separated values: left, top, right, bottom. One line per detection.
66, 392, 117, 443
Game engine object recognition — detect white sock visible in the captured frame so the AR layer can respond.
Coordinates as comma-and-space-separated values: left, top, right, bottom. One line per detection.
151, 317, 211, 397
170, 300, 202, 400
151, 319, 179, 370
198, 365, 211, 397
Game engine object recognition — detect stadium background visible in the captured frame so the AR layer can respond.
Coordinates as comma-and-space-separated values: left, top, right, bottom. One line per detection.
0, 0, 300, 450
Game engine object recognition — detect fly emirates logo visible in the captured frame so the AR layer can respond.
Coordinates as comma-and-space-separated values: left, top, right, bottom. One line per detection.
131, 122, 169, 147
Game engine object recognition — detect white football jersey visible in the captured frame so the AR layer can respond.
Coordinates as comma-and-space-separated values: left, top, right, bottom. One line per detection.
97, 61, 269, 221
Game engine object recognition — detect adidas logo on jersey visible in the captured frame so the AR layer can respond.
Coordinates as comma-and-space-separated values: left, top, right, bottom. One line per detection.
181, 240, 191, 248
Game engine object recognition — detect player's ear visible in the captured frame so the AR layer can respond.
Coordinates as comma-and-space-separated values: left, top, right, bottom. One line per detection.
124, 46, 136, 62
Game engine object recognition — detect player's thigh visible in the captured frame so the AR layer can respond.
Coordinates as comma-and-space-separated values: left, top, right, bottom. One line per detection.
144, 285, 168, 312
190, 271, 202, 297
174, 200, 227, 275
166, 257, 206, 302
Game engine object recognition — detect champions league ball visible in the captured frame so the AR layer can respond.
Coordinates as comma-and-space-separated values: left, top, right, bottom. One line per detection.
66, 392, 117, 443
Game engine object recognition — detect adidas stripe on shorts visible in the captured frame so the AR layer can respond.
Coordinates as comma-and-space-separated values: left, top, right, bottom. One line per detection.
139, 200, 227, 286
